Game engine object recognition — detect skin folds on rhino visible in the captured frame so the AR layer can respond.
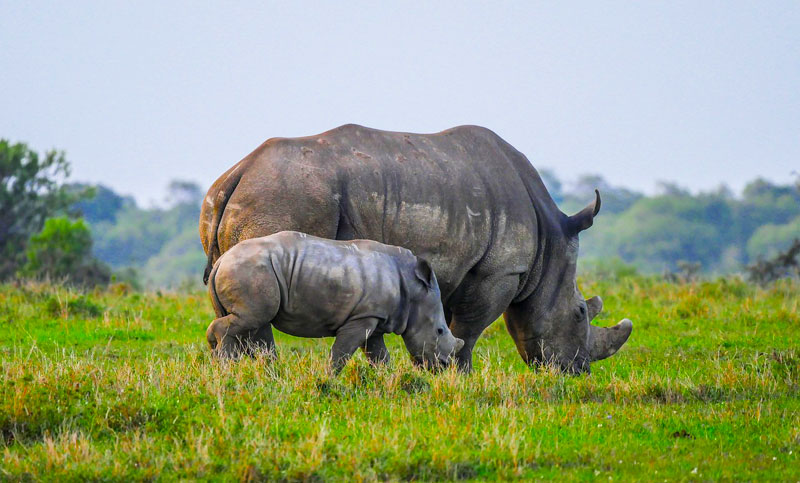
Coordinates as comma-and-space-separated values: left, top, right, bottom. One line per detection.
207, 231, 463, 373
200, 124, 632, 374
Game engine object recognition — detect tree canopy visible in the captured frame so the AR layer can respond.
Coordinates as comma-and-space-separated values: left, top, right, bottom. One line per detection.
0, 140, 89, 278
571, 176, 800, 274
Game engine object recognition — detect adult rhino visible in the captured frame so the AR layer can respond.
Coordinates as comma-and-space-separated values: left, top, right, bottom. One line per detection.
199, 124, 632, 374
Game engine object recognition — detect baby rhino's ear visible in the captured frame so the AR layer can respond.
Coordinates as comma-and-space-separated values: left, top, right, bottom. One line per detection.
414, 257, 434, 290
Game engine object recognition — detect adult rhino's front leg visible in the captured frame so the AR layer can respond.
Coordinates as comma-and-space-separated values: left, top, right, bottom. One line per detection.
448, 274, 520, 372
448, 320, 484, 373
330, 318, 380, 374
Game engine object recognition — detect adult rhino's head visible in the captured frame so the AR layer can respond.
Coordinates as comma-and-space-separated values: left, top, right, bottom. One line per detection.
505, 190, 632, 374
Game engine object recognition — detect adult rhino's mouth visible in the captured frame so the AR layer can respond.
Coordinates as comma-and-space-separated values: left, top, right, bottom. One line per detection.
561, 358, 591, 375
525, 352, 591, 375
515, 317, 633, 375
515, 338, 592, 375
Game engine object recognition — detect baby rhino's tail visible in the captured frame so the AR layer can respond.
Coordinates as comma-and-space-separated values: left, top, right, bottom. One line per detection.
206, 261, 228, 351
207, 261, 228, 318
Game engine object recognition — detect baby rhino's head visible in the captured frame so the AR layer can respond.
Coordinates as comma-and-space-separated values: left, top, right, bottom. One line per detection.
401, 258, 464, 369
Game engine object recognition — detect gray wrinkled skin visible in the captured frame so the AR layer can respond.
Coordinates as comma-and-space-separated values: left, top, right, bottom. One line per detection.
206, 231, 464, 373
200, 124, 632, 374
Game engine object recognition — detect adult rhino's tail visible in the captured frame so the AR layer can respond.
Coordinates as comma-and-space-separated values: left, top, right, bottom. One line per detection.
202, 160, 249, 285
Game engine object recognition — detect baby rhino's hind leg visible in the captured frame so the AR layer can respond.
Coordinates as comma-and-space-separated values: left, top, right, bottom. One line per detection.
209, 255, 281, 359
207, 311, 281, 359
207, 314, 265, 359
207, 314, 238, 357
244, 324, 276, 358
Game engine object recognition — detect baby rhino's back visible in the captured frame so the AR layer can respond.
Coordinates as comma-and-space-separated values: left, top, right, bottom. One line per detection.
218, 231, 411, 338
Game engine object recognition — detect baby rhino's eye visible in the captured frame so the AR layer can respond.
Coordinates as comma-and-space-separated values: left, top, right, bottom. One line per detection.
437, 327, 444, 335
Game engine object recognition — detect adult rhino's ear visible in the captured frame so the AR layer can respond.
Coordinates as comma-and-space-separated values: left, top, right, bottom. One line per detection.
564, 189, 601, 236
414, 257, 435, 290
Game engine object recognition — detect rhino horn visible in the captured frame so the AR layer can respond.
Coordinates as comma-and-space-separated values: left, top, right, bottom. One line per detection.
564, 189, 601, 235
589, 318, 632, 361
586, 295, 603, 321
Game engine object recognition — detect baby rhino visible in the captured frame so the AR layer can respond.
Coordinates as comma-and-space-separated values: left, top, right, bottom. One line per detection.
206, 231, 464, 372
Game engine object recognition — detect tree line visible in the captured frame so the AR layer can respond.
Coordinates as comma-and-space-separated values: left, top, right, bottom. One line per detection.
2, 140, 798, 288
541, 170, 800, 275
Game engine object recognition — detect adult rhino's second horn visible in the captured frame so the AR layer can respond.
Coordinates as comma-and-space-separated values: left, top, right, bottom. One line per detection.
588, 319, 633, 361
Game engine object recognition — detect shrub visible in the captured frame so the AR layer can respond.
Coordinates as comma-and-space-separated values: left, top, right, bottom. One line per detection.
746, 238, 800, 285
44, 294, 104, 318
20, 217, 111, 287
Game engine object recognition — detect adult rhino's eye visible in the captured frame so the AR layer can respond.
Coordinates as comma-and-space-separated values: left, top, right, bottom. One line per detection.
437, 328, 444, 335
579, 306, 586, 317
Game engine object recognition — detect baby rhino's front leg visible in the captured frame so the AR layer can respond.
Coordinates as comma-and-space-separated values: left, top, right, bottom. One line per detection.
362, 333, 390, 365
330, 318, 380, 374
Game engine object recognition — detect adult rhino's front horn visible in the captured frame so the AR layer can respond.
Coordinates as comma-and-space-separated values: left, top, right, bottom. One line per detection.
589, 319, 633, 361
584, 296, 633, 361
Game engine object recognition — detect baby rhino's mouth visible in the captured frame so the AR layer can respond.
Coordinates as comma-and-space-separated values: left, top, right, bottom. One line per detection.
410, 354, 451, 370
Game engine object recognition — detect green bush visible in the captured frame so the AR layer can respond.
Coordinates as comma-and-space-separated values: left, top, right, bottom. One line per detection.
0, 140, 90, 279
45, 294, 104, 318
20, 217, 111, 287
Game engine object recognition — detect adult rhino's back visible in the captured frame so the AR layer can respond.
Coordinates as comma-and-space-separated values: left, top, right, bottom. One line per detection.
200, 124, 546, 302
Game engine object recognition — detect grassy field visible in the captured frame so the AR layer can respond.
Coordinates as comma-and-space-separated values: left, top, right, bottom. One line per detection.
1, 276, 798, 481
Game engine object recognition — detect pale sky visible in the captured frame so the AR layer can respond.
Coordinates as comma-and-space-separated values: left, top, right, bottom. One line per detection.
2, 1, 798, 206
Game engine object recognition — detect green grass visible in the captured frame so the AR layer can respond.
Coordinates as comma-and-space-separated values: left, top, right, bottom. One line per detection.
1, 277, 799, 481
